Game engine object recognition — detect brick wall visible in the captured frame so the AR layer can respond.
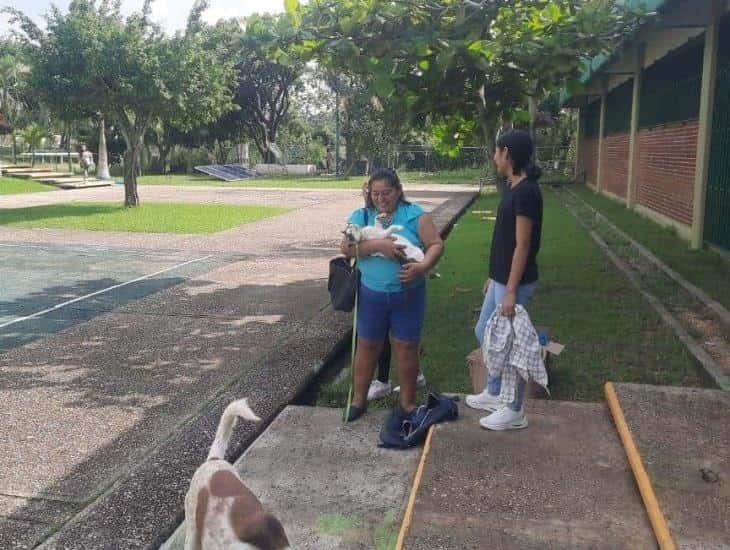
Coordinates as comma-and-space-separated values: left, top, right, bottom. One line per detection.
637, 120, 698, 227
600, 133, 630, 199
577, 136, 599, 186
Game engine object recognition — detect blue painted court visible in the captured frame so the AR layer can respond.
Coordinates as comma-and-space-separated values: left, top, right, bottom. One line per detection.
0, 242, 227, 351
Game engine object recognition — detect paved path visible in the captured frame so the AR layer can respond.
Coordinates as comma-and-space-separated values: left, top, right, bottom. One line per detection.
162, 406, 421, 550
0, 184, 474, 253
405, 403, 655, 549
0, 185, 476, 549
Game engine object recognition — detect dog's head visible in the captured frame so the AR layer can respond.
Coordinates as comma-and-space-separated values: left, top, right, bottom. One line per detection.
343, 223, 363, 243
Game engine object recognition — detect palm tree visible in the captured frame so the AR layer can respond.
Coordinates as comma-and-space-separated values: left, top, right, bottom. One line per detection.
0, 50, 29, 164
20, 123, 48, 167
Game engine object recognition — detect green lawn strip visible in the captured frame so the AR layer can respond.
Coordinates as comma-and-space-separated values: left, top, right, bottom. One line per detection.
318, 191, 708, 408
572, 185, 730, 311
138, 174, 362, 188
0, 176, 55, 195
138, 170, 483, 188
0, 202, 289, 234
400, 167, 485, 185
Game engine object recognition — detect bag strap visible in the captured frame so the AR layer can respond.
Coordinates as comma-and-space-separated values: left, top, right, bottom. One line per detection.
343, 243, 359, 423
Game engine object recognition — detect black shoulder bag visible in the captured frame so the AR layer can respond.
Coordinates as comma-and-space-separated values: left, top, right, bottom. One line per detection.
328, 208, 368, 312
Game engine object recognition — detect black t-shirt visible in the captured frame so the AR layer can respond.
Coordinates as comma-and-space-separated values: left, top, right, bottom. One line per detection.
488, 178, 543, 285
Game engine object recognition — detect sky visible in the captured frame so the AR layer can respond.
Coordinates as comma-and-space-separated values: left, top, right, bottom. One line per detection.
0, 0, 284, 35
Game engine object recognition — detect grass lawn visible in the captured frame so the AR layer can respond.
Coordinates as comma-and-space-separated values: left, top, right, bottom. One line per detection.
0, 202, 289, 234
138, 168, 483, 189
319, 191, 709, 408
400, 167, 485, 184
572, 186, 730, 311
138, 174, 363, 189
0, 176, 55, 195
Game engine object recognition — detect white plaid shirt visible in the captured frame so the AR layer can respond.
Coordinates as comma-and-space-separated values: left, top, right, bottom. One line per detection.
482, 305, 549, 404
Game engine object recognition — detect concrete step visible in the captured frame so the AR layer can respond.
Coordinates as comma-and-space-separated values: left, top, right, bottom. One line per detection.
404, 400, 656, 549
161, 406, 420, 549
613, 383, 729, 548
54, 179, 112, 189
28, 171, 75, 180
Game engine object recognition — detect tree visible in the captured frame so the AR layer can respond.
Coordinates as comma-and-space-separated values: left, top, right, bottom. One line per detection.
0, 40, 31, 163
20, 122, 48, 166
296, 0, 642, 155
225, 14, 303, 163
5, 0, 235, 206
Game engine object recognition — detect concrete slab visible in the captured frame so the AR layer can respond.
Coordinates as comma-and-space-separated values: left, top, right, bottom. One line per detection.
40, 177, 92, 184
29, 171, 74, 180
614, 383, 729, 549
161, 406, 420, 549
405, 401, 656, 550
55, 180, 111, 189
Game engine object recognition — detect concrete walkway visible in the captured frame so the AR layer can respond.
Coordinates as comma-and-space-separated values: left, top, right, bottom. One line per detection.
162, 406, 421, 549
404, 402, 655, 549
0, 186, 476, 549
613, 383, 729, 548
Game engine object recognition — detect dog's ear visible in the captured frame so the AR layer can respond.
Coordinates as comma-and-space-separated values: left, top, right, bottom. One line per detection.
232, 509, 290, 550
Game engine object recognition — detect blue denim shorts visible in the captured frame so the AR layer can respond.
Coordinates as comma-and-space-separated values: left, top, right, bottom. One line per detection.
357, 283, 426, 343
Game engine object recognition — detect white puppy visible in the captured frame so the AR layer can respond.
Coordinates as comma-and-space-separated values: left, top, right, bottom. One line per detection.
344, 213, 425, 263
184, 399, 289, 550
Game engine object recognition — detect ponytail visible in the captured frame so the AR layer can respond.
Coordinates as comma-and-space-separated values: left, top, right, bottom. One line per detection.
526, 163, 542, 181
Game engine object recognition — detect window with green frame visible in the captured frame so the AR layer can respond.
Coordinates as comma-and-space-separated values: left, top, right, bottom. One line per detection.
639, 39, 704, 128
604, 78, 634, 136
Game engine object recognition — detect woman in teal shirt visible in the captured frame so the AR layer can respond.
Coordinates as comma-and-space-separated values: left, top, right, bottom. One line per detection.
340, 168, 444, 422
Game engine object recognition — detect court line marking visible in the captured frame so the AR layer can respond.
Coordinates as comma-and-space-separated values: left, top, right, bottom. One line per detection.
0, 255, 214, 330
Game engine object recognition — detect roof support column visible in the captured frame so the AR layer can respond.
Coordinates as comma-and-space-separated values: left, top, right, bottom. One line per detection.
626, 43, 645, 209
596, 77, 608, 193
691, 0, 722, 249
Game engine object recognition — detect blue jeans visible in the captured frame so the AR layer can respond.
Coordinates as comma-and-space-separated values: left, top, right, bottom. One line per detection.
474, 279, 537, 411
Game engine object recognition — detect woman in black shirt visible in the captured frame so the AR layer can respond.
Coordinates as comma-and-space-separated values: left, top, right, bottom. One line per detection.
466, 130, 543, 431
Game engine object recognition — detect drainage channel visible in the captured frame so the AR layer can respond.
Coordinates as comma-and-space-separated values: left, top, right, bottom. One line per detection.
554, 185, 730, 390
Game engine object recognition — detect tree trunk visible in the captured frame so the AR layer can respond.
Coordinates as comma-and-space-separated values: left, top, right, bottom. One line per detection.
30, 146, 35, 167
66, 123, 73, 173
97, 116, 111, 180
159, 144, 171, 174
11, 134, 16, 164
527, 95, 537, 147
123, 142, 141, 207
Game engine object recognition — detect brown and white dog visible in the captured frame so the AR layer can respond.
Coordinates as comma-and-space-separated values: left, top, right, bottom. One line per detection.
184, 399, 289, 550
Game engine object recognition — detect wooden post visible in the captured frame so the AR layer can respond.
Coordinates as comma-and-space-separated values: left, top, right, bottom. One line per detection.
691, 1, 722, 250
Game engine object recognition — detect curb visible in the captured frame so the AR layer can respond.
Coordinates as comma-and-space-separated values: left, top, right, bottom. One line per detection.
555, 188, 729, 390
564, 186, 730, 329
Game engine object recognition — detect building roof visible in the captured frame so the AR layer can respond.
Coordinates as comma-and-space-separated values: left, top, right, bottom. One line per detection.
561, 0, 672, 105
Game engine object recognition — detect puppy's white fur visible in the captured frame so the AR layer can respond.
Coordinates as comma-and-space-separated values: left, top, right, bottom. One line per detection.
184, 399, 289, 550
344, 213, 425, 263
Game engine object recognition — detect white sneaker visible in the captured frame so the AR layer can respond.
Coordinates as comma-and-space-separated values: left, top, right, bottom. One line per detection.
367, 380, 392, 401
465, 390, 502, 412
479, 406, 528, 431
393, 372, 427, 393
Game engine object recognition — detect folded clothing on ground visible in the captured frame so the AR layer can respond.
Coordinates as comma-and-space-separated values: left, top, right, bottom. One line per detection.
379, 392, 458, 449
